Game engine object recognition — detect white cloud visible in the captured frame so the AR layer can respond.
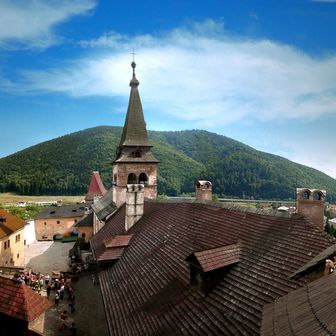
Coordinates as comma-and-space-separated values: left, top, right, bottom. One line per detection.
11, 19, 336, 127
0, 0, 96, 49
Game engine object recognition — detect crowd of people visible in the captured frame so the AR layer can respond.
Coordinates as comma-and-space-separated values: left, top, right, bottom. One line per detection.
17, 269, 80, 335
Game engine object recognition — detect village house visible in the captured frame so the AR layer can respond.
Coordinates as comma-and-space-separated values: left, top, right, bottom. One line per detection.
88, 63, 336, 335
0, 208, 25, 267
34, 203, 90, 240
85, 171, 107, 203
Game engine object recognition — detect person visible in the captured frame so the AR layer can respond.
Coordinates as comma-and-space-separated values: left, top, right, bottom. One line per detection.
70, 322, 77, 336
60, 284, 65, 300
46, 284, 52, 299
44, 273, 50, 286
69, 301, 75, 313
60, 310, 68, 320
325, 258, 335, 275
91, 273, 96, 285
55, 292, 60, 305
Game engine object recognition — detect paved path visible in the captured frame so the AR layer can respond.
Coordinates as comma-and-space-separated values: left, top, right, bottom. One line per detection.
24, 241, 109, 335
25, 241, 75, 274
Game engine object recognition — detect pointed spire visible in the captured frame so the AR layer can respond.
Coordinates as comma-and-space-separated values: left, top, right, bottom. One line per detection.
118, 62, 151, 148
85, 171, 107, 202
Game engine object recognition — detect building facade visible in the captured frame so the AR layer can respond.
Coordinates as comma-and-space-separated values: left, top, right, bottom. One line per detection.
0, 209, 25, 267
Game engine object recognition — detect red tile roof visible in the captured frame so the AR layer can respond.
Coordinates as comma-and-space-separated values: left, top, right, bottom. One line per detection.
188, 243, 241, 273
261, 273, 336, 335
85, 171, 107, 202
90, 201, 334, 336
94, 232, 133, 262
0, 209, 25, 239
104, 235, 133, 248
0, 276, 52, 322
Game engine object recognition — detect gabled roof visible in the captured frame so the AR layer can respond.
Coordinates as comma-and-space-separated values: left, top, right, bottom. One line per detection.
34, 203, 89, 220
0, 276, 52, 322
104, 235, 133, 248
290, 242, 336, 278
85, 171, 107, 202
0, 209, 25, 239
95, 234, 133, 263
91, 200, 334, 336
91, 188, 116, 221
186, 243, 241, 273
261, 273, 336, 335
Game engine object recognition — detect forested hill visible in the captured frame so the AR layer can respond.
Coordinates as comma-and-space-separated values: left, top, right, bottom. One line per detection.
0, 126, 335, 201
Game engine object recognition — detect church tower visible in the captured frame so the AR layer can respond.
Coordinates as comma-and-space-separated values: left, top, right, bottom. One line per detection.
112, 61, 159, 207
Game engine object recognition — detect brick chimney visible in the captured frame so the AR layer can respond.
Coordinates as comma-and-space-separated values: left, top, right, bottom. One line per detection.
296, 188, 326, 230
195, 181, 212, 201
125, 184, 144, 231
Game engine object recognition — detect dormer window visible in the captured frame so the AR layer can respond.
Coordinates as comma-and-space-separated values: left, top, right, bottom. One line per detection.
185, 243, 240, 294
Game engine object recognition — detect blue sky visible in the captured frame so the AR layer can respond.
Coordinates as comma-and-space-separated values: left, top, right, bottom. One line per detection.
0, 0, 336, 178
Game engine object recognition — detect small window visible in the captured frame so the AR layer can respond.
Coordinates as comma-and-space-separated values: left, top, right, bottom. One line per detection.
7, 240, 10, 248
139, 173, 148, 186
4, 241, 7, 250
72, 209, 77, 213
57, 221, 60, 224
82, 233, 86, 238
313, 192, 322, 200
303, 191, 310, 199
17, 254, 19, 259
44, 222, 47, 226
127, 173, 137, 184
74, 219, 77, 223
50, 211, 55, 214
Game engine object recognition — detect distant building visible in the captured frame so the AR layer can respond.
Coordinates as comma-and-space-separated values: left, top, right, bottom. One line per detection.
0, 209, 25, 267
74, 211, 94, 242
34, 203, 90, 240
85, 171, 107, 203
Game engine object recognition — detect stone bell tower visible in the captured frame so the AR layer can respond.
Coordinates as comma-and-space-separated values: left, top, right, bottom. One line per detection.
112, 62, 159, 207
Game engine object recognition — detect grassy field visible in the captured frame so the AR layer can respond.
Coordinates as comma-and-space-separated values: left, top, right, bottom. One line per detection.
0, 193, 84, 205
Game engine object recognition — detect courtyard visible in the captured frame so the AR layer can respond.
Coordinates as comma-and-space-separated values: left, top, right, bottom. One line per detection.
25, 241, 109, 336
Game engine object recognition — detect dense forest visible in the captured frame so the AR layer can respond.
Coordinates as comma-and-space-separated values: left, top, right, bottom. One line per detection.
0, 126, 335, 201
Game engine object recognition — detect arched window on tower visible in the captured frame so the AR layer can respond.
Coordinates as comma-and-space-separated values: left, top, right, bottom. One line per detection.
127, 173, 137, 184
139, 173, 148, 186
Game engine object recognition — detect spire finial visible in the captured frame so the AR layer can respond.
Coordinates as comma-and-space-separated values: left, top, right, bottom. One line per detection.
130, 52, 139, 87
131, 52, 136, 76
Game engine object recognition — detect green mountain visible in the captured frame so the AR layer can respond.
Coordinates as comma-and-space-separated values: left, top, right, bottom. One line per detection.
0, 126, 335, 201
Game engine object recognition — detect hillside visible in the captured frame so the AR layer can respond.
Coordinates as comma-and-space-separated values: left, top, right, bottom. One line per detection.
0, 126, 335, 201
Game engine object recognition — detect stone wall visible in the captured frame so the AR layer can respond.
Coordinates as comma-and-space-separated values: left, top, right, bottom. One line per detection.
35, 216, 82, 240
113, 162, 157, 207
